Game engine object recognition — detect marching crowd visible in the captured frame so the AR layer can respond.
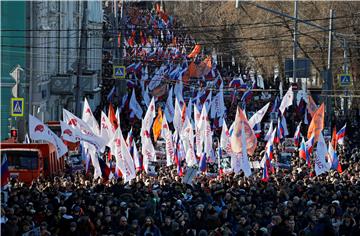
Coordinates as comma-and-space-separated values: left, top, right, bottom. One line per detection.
2, 1, 360, 236
1, 123, 360, 236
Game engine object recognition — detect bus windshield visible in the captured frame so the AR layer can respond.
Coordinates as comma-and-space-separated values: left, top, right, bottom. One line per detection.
5, 151, 39, 170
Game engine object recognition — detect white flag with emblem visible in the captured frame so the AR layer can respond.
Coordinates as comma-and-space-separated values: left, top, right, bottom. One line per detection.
279, 86, 294, 114
29, 115, 68, 158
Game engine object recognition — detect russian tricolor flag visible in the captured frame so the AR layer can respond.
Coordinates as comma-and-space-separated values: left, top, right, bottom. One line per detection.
199, 153, 207, 172
305, 134, 315, 154
294, 122, 302, 147
1, 153, 10, 187
261, 161, 269, 182
336, 124, 346, 145
299, 138, 310, 167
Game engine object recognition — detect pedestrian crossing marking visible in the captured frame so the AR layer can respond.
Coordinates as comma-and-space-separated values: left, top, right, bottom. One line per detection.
11, 98, 24, 117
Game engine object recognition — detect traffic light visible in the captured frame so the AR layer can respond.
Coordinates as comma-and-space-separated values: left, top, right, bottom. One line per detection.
10, 128, 18, 139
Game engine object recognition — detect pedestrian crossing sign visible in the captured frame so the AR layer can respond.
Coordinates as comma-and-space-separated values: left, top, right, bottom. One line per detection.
113, 66, 126, 79
11, 98, 24, 117
338, 74, 352, 86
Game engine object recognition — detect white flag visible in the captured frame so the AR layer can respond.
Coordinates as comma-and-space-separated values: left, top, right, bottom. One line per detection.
174, 80, 185, 107
220, 119, 232, 154
100, 111, 114, 146
186, 98, 193, 121
29, 115, 68, 158
173, 98, 182, 132
240, 123, 252, 177
164, 87, 175, 123
315, 133, 331, 176
83, 142, 102, 179
129, 89, 143, 119
142, 86, 151, 107
204, 90, 212, 113
161, 115, 175, 167
279, 86, 294, 114
194, 105, 202, 157
60, 121, 78, 143
264, 121, 273, 141
133, 140, 141, 170
142, 97, 156, 133
248, 102, 270, 128
82, 98, 100, 135
180, 116, 197, 166
63, 109, 105, 150
142, 135, 156, 174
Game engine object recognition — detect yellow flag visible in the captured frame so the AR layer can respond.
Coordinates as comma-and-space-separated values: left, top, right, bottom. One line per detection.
153, 107, 163, 142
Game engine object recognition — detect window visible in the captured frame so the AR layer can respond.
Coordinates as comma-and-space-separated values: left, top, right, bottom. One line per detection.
6, 151, 39, 170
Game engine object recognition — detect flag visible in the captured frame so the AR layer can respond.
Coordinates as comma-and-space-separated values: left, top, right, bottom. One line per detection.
83, 142, 102, 178
133, 140, 142, 171
261, 161, 269, 182
82, 98, 100, 136
174, 138, 183, 176
306, 134, 315, 154
108, 103, 118, 130
60, 121, 78, 143
299, 138, 310, 167
126, 128, 133, 155
307, 103, 325, 142
315, 133, 330, 176
129, 89, 143, 119
328, 141, 339, 171
152, 107, 163, 142
240, 123, 252, 177
115, 107, 121, 127
194, 105, 202, 157
271, 96, 280, 113
260, 128, 276, 171
180, 116, 197, 167
164, 86, 175, 123
199, 153, 207, 172
161, 115, 174, 167
279, 86, 294, 114
98, 156, 111, 179
264, 121, 273, 141
1, 153, 10, 187
304, 106, 309, 125
142, 86, 151, 107
141, 134, 156, 174
100, 111, 114, 146
248, 102, 270, 128
173, 98, 183, 132
274, 118, 283, 144
281, 115, 289, 136
29, 115, 68, 158
107, 86, 116, 102
331, 126, 337, 149
220, 120, 232, 154
229, 76, 245, 88
307, 95, 318, 117
186, 98, 193, 121
142, 97, 156, 133
188, 44, 201, 58
336, 124, 346, 145
230, 107, 257, 155
294, 122, 302, 147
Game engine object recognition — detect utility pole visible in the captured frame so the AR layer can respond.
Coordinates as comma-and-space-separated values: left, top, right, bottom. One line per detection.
293, 0, 298, 85
75, 0, 88, 116
343, 39, 349, 116
325, 9, 334, 130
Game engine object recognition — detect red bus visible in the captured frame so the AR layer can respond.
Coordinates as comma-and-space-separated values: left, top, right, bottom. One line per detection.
0, 143, 65, 184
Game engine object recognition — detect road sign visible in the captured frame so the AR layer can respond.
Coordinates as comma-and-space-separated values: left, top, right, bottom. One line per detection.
11, 98, 24, 117
339, 74, 352, 86
113, 66, 126, 79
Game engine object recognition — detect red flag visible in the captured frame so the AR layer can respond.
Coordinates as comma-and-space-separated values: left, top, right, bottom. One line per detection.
108, 103, 118, 130
331, 126, 337, 149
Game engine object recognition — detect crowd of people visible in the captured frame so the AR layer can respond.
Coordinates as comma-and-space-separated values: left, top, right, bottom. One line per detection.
2, 1, 360, 236
2, 129, 360, 236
